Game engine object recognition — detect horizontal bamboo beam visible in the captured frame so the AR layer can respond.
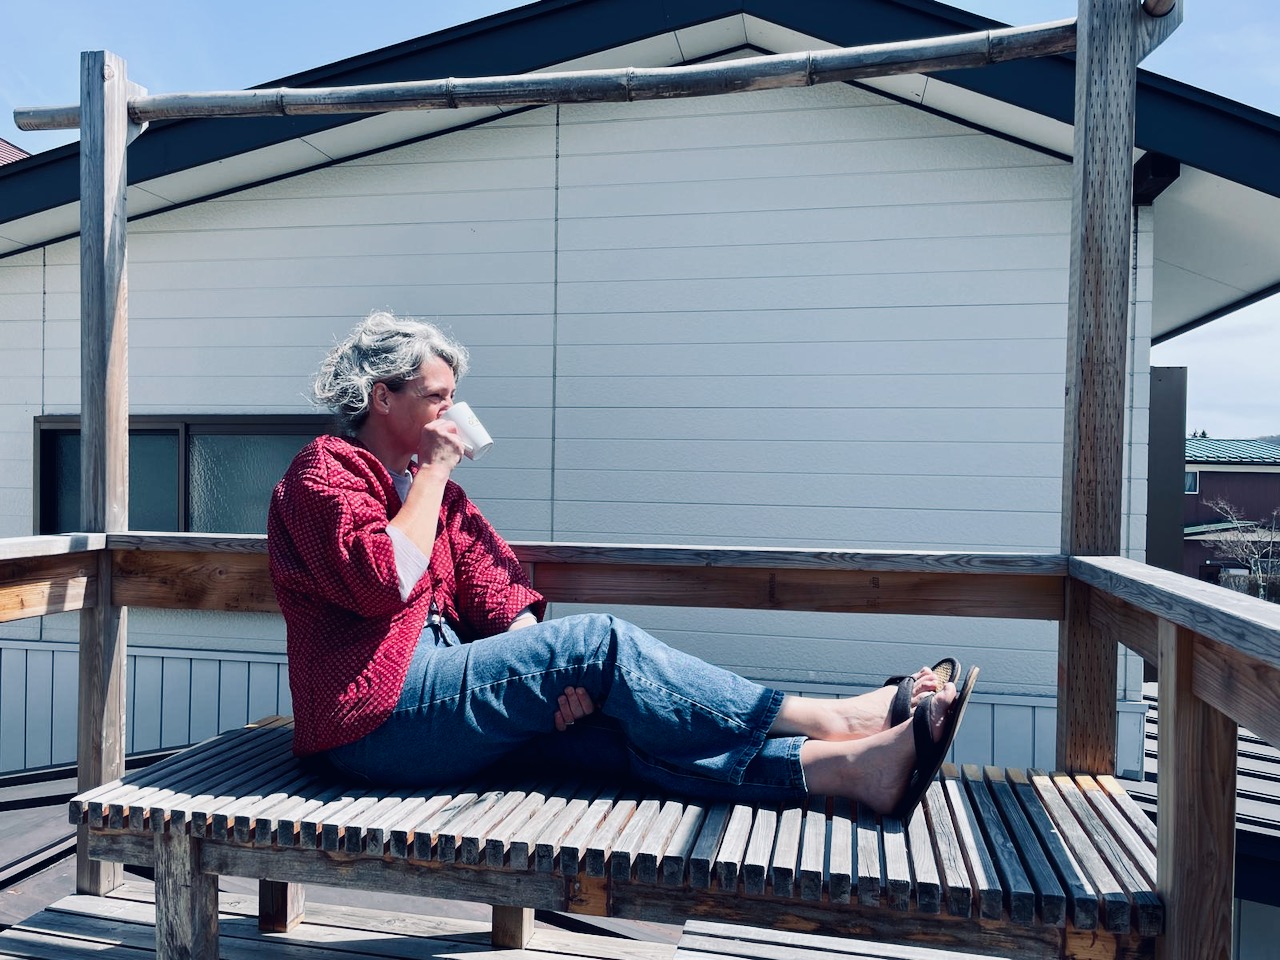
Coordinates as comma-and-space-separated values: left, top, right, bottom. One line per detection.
0, 553, 98, 623
14, 20, 1075, 131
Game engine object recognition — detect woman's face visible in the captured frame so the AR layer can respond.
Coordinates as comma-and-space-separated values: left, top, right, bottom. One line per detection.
379, 355, 457, 454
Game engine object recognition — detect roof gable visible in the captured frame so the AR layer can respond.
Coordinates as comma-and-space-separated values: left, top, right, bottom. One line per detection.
3, 0, 1279, 341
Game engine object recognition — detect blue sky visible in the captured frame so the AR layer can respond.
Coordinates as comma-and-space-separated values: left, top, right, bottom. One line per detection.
2, 1, 1276, 437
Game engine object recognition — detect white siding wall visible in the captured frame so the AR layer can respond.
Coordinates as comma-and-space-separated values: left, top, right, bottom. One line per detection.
0, 79, 1154, 768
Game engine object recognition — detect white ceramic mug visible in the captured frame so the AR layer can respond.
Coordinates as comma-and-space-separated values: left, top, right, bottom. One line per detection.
439, 401, 494, 460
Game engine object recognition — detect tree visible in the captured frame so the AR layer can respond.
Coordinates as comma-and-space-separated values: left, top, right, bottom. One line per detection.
1201, 497, 1280, 601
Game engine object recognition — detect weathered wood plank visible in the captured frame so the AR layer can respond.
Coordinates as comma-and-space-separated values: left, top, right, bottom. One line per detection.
880, 815, 911, 911
961, 766, 1035, 924
769, 803, 803, 898
585, 796, 638, 878
828, 798, 854, 905
611, 798, 662, 882
536, 789, 602, 874
984, 766, 1063, 926
1095, 775, 1156, 852
1157, 620, 1236, 960
635, 800, 685, 884
0, 554, 96, 623
741, 806, 777, 896
1027, 769, 1129, 933
1052, 774, 1161, 936
904, 797, 940, 914
532, 564, 1063, 620
661, 803, 707, 885
1007, 767, 1091, 928
797, 800, 827, 902
0, 534, 105, 563
688, 802, 731, 890
111, 549, 278, 613
940, 766, 1001, 921
923, 781, 971, 917
855, 802, 882, 907
1075, 776, 1156, 885
714, 804, 754, 891
487, 782, 557, 868
1071, 555, 1280, 673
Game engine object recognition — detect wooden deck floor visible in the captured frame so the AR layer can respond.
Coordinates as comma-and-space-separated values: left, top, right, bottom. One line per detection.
0, 880, 680, 960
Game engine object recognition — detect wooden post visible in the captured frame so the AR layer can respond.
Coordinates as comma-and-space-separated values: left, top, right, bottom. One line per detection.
1156, 620, 1235, 960
258, 879, 305, 932
76, 50, 142, 896
154, 831, 220, 960
492, 905, 535, 948
1056, 0, 1143, 775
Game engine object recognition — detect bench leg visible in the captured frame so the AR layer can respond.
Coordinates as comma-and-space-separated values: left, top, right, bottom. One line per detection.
153, 831, 219, 960
491, 905, 534, 948
259, 879, 305, 932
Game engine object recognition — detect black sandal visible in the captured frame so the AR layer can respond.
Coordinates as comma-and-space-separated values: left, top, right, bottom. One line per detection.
889, 665, 978, 822
883, 657, 960, 727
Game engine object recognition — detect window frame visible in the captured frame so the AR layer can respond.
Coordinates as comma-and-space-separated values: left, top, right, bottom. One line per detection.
34, 414, 333, 535
1183, 470, 1199, 495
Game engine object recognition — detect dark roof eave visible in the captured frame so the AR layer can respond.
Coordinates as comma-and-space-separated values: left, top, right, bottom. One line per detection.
3, 0, 1279, 233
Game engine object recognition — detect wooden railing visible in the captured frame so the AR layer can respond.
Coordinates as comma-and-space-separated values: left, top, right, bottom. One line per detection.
3, 531, 1274, 960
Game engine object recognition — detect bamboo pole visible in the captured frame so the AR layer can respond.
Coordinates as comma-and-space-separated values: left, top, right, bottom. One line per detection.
14, 20, 1074, 131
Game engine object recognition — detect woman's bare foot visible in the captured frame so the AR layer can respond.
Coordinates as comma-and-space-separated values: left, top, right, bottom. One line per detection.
769, 666, 942, 741
798, 682, 957, 813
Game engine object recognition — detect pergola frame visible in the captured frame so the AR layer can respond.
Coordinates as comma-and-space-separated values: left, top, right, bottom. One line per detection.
18, 2, 1238, 957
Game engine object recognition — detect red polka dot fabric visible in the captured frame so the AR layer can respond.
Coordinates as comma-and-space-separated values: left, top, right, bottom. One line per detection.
267, 435, 545, 755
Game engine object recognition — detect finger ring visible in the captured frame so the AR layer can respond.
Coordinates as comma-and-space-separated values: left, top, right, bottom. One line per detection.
565, 720, 574, 726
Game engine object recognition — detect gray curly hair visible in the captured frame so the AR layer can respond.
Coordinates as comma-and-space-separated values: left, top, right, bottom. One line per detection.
314, 310, 470, 433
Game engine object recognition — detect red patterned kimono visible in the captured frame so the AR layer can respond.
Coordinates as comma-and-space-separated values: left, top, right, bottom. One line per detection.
267, 434, 544, 755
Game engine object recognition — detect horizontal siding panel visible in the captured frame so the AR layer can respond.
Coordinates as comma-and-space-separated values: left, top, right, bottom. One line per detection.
560, 131, 1055, 185
559, 166, 1071, 219
559, 200, 1071, 250
237, 153, 555, 199
558, 406, 1062, 443
557, 338, 1064, 377
554, 470, 1059, 512
552, 500, 1060, 549
558, 271, 1067, 313
115, 251, 556, 292
183, 189, 555, 230
556, 372, 1065, 409
127, 219, 555, 262
559, 234, 1069, 282
42, 283, 556, 322
553, 438, 1064, 477
557, 89, 967, 149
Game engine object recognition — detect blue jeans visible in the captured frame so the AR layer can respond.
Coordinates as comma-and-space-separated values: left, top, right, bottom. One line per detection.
326, 613, 807, 803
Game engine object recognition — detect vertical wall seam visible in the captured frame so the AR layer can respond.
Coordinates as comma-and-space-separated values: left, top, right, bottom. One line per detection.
550, 105, 561, 541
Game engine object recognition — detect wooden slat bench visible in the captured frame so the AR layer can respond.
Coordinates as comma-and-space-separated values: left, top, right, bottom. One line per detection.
71, 716, 1163, 960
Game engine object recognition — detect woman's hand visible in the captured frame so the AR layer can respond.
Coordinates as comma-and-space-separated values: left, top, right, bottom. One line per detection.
415, 418, 465, 477
553, 686, 595, 732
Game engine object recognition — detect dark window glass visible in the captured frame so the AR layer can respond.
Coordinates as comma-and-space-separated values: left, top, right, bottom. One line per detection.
36, 418, 325, 535
188, 433, 314, 534
39, 430, 179, 533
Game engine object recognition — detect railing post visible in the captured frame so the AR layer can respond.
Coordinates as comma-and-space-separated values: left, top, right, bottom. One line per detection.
1156, 619, 1235, 960
1056, 0, 1142, 774
76, 49, 138, 896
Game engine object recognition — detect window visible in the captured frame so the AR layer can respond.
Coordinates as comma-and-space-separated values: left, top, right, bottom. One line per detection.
36, 416, 331, 535
1184, 470, 1199, 494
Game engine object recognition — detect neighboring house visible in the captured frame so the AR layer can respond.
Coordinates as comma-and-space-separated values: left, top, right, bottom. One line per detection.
1, 0, 1279, 789
1183, 437, 1280, 584
0, 138, 29, 167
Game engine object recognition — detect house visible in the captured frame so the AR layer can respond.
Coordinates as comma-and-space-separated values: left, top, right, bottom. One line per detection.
1182, 437, 1280, 586
1, 0, 1278, 790
0, 138, 29, 167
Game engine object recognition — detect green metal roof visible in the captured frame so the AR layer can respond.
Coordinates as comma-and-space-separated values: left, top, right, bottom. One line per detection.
1186, 438, 1280, 464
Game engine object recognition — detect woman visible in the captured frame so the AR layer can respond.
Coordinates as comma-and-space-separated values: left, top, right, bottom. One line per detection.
268, 311, 976, 817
